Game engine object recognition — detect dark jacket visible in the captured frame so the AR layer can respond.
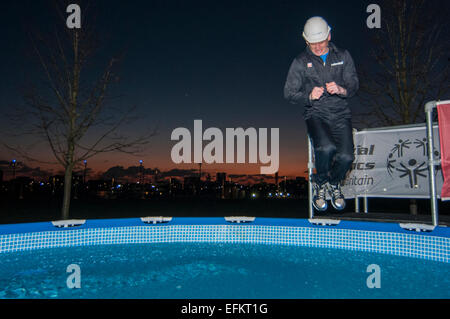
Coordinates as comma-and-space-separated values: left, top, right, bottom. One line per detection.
284, 42, 359, 120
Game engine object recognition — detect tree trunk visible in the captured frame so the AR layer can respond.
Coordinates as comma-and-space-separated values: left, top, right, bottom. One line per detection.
61, 165, 74, 220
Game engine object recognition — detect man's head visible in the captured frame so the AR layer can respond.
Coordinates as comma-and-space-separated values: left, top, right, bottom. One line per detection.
302, 16, 331, 56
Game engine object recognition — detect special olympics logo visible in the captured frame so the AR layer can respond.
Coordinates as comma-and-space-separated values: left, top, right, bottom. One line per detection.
386, 138, 440, 189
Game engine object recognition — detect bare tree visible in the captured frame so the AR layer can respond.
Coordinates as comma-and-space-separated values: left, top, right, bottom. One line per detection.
356, 0, 449, 128
355, 0, 449, 214
2, 0, 156, 219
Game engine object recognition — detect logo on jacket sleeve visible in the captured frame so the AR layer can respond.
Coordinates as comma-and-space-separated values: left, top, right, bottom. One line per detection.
307, 63, 313, 68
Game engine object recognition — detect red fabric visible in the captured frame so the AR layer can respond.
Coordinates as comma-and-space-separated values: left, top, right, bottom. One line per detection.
437, 102, 450, 201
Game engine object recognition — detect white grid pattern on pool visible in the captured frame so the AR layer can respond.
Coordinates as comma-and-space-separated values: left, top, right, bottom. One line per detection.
0, 225, 448, 263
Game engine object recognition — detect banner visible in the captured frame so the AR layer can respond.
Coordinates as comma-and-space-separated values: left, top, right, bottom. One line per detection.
437, 101, 450, 201
341, 124, 444, 199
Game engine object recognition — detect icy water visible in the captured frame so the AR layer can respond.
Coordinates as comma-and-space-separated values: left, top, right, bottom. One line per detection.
0, 243, 448, 299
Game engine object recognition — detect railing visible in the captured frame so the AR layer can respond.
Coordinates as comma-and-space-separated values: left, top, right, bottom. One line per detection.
307, 136, 314, 219
425, 101, 441, 226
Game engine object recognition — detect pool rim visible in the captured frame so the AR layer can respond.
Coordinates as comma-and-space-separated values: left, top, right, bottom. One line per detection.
0, 217, 449, 263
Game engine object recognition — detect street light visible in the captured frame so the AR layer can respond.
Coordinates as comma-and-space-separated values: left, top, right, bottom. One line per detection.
139, 160, 144, 184
11, 159, 17, 179
139, 160, 145, 198
83, 160, 87, 184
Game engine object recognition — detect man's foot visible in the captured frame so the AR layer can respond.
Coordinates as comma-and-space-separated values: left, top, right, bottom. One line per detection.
312, 183, 328, 211
328, 183, 346, 210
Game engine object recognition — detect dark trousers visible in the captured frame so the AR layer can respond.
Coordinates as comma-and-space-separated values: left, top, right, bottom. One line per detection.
306, 115, 354, 186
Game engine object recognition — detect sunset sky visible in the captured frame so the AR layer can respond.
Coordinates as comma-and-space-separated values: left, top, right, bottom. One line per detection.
0, 0, 409, 180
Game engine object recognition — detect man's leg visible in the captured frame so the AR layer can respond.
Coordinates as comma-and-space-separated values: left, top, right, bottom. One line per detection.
306, 116, 337, 211
328, 117, 354, 210
329, 117, 354, 185
306, 116, 337, 186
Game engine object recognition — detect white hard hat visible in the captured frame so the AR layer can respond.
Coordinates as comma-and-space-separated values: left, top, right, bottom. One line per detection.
302, 16, 331, 43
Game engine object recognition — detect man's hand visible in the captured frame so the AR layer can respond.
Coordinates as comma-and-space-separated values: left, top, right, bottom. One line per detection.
326, 82, 347, 96
309, 87, 325, 101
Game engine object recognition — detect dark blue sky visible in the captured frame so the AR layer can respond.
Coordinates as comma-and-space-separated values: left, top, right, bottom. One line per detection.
0, 0, 399, 177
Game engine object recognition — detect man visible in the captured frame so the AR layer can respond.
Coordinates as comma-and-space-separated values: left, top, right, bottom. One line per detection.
284, 16, 359, 211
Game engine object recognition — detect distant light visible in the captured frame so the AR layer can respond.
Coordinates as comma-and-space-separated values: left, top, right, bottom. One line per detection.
268, 193, 272, 196
116, 184, 122, 189
139, 160, 143, 164
252, 193, 256, 198
84, 160, 87, 164
40, 182, 44, 186
287, 193, 291, 196
151, 185, 155, 188
12, 159, 16, 163
280, 192, 283, 196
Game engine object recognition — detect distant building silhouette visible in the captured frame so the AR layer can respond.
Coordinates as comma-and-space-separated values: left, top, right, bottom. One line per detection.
0, 168, 308, 200
216, 172, 226, 185
216, 173, 227, 199
275, 172, 279, 192
184, 176, 200, 196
